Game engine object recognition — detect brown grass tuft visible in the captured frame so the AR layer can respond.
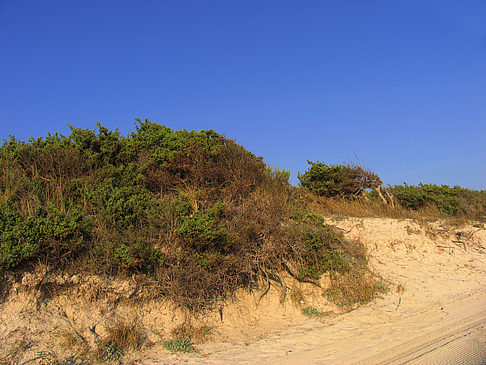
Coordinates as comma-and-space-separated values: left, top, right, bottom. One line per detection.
290, 285, 306, 306
324, 269, 377, 309
171, 321, 214, 343
95, 318, 145, 361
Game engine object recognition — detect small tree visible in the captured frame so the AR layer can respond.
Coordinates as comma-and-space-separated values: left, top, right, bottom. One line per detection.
298, 161, 385, 200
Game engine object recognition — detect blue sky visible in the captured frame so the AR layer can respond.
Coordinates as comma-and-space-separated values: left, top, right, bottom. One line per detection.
1, 1, 485, 189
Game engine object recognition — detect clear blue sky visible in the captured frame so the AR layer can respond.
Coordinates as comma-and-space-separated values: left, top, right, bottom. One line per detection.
1, 1, 485, 189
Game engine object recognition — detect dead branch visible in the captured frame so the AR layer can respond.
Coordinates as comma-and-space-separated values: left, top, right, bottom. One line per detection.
385, 190, 395, 207
277, 272, 287, 303
452, 240, 467, 251
374, 185, 388, 205
258, 275, 271, 304
283, 260, 321, 287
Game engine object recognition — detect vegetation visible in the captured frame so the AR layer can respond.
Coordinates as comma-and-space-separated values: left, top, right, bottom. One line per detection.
162, 338, 196, 353
2, 119, 483, 363
0, 120, 361, 310
298, 161, 382, 198
387, 183, 486, 219
298, 162, 485, 221
95, 320, 145, 362
301, 306, 327, 318
1, 118, 484, 365
323, 271, 378, 309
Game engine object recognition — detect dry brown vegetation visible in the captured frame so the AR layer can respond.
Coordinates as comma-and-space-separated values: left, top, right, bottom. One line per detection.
300, 191, 476, 226
95, 319, 146, 361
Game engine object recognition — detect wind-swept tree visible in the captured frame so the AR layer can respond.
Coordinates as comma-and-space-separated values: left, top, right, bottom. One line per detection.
298, 161, 390, 203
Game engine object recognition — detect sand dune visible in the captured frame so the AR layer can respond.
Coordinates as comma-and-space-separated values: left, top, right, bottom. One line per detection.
1, 218, 485, 364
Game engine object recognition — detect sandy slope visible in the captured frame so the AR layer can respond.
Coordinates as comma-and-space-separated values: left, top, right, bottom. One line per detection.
1, 218, 485, 364
146, 218, 486, 364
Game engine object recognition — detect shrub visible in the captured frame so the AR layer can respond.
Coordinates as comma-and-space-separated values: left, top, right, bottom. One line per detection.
98, 341, 124, 361
267, 166, 291, 184
324, 270, 377, 308
298, 162, 382, 198
96, 319, 145, 361
91, 184, 152, 228
175, 202, 235, 252
0, 203, 90, 270
0, 120, 370, 312
387, 183, 486, 218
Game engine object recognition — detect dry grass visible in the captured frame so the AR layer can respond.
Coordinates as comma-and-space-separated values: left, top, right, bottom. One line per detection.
300, 192, 477, 227
95, 319, 145, 361
59, 329, 89, 357
290, 285, 306, 306
171, 321, 215, 343
310, 194, 427, 220
0, 122, 394, 314
0, 339, 31, 365
324, 269, 378, 309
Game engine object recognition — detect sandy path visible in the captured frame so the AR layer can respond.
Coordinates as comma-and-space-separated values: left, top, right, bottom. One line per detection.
162, 290, 485, 365
148, 219, 486, 364
279, 291, 486, 364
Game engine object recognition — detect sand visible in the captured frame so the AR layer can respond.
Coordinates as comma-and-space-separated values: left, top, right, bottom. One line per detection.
1, 217, 485, 364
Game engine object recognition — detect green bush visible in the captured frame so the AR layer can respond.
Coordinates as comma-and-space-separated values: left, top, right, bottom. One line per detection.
92, 184, 152, 228
0, 203, 90, 270
175, 202, 235, 252
98, 341, 124, 361
290, 212, 350, 280
131, 119, 224, 166
267, 166, 291, 184
111, 241, 164, 272
298, 161, 382, 198
387, 183, 486, 218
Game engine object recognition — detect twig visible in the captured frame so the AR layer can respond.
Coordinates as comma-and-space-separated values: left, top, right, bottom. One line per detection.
283, 260, 321, 287
218, 306, 224, 322
277, 272, 287, 303
452, 241, 467, 251
258, 273, 271, 304
395, 296, 401, 311
437, 245, 455, 255
55, 306, 90, 347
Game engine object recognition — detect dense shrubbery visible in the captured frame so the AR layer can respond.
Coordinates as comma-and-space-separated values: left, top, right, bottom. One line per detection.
387, 183, 486, 218
0, 120, 356, 309
298, 161, 485, 220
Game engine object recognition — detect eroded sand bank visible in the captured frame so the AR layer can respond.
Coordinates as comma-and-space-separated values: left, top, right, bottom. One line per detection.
146, 218, 486, 364
1, 218, 485, 364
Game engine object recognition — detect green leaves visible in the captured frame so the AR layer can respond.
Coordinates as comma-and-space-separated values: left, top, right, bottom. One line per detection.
176, 203, 235, 251
0, 204, 90, 270
298, 161, 382, 198
162, 338, 196, 353
389, 183, 462, 215
131, 119, 225, 166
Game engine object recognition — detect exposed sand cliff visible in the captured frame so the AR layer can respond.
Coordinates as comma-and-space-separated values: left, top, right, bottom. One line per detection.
1, 218, 485, 364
